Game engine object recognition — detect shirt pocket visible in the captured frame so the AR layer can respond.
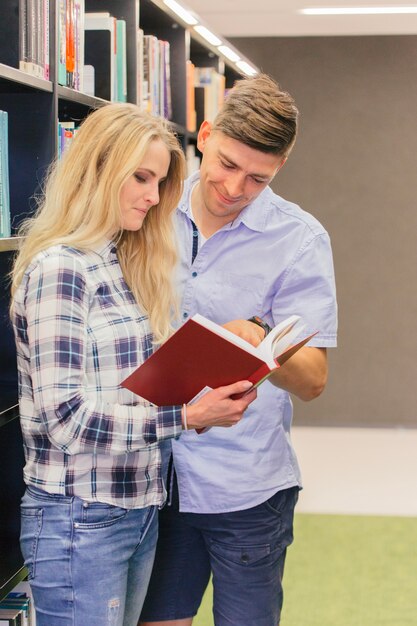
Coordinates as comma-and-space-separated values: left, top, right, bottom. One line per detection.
206, 272, 267, 321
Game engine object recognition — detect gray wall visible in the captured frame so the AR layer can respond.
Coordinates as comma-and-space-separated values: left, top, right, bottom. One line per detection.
231, 35, 417, 427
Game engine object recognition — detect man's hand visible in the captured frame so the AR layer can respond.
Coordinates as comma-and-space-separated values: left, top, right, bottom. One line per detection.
222, 319, 265, 347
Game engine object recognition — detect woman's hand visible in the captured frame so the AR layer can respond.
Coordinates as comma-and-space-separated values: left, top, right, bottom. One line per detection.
222, 319, 265, 347
185, 381, 257, 431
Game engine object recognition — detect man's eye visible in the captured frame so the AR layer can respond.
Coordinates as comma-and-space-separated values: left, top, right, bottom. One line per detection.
221, 161, 234, 169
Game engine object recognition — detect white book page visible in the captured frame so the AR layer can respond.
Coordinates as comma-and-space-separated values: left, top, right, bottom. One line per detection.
256, 315, 303, 366
191, 313, 263, 360
191, 313, 303, 369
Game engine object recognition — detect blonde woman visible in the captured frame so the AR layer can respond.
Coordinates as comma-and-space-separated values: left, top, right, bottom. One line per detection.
10, 103, 256, 626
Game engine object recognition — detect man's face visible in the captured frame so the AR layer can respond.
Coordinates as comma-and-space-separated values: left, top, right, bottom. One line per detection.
196, 123, 285, 227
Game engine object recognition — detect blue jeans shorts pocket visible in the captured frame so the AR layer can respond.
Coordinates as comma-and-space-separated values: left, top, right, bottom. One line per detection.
262, 486, 299, 516
209, 540, 271, 567
20, 506, 43, 580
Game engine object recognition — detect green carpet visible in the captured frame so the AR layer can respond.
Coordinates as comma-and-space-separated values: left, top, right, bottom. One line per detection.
194, 513, 417, 626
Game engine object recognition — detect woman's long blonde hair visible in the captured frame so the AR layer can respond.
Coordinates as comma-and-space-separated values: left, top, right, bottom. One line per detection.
11, 103, 186, 343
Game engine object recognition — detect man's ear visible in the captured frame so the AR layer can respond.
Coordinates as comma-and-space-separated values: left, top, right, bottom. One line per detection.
277, 156, 287, 172
197, 121, 212, 153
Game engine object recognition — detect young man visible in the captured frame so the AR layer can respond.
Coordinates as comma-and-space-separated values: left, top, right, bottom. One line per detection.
140, 74, 338, 626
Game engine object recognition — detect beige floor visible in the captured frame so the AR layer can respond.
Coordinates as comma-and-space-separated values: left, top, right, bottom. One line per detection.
292, 426, 417, 517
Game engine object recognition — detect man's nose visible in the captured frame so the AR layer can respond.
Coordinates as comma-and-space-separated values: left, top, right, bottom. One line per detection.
224, 173, 245, 198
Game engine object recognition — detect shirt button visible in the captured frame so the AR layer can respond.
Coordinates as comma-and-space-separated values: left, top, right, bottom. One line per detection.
192, 271, 197, 278
183, 312, 189, 319
74, 522, 79, 528
193, 231, 198, 237
83, 502, 89, 508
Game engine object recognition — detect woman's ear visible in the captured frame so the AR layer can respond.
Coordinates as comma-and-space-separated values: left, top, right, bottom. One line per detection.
197, 121, 213, 153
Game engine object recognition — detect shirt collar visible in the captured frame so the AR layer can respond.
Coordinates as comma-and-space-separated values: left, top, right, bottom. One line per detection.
92, 239, 118, 260
178, 172, 272, 233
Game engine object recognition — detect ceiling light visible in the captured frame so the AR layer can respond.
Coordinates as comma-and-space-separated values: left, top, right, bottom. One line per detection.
300, 6, 417, 15
235, 60, 258, 76
193, 25, 222, 46
217, 45, 240, 63
163, 0, 198, 25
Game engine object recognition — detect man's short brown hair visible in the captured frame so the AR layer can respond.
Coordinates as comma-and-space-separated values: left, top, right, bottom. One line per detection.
212, 73, 298, 157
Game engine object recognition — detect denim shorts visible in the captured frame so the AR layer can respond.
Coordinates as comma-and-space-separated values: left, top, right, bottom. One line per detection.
20, 485, 158, 626
140, 478, 299, 626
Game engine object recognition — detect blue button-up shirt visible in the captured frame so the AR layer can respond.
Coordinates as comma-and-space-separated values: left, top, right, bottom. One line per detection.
12, 241, 182, 509
172, 172, 338, 513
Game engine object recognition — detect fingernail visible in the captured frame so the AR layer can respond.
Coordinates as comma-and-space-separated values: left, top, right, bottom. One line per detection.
242, 381, 253, 389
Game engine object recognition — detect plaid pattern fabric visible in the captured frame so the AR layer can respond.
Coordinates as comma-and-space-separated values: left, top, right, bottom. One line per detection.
12, 241, 182, 509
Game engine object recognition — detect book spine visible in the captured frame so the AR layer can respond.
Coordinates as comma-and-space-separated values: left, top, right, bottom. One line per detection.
19, 0, 28, 72
66, 0, 75, 88
44, 0, 50, 79
57, 0, 66, 85
112, 17, 118, 102
116, 20, 127, 102
0, 115, 4, 237
136, 28, 144, 107
249, 362, 275, 387
0, 112, 11, 238
75, 0, 85, 92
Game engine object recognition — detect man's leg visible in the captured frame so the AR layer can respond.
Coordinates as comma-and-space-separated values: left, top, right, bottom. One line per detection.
203, 487, 299, 626
139, 479, 211, 625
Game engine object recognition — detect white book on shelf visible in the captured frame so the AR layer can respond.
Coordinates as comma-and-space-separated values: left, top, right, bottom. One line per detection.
84, 12, 117, 101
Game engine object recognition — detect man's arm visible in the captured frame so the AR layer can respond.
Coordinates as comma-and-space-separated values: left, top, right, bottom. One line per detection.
222, 319, 328, 402
268, 346, 327, 401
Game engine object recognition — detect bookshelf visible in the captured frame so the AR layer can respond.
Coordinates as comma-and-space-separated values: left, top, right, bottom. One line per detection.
0, 0, 251, 601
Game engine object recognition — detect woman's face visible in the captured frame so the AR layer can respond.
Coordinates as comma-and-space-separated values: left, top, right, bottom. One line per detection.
119, 139, 171, 232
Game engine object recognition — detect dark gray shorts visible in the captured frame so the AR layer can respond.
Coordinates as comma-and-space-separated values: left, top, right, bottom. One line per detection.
140, 477, 299, 626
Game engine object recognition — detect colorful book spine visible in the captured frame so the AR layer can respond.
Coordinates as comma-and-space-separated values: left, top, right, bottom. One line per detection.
57, 0, 67, 85
116, 20, 127, 102
0, 111, 11, 239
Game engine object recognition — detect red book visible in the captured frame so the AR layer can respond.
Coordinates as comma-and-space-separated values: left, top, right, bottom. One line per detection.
122, 314, 316, 406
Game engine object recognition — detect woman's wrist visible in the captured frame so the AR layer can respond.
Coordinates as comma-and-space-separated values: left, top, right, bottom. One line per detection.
182, 403, 188, 430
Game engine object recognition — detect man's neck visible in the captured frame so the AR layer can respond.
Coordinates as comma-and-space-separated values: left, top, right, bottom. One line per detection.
191, 182, 234, 238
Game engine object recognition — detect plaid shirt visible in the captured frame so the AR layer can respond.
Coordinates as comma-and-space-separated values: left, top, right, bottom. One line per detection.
12, 241, 182, 509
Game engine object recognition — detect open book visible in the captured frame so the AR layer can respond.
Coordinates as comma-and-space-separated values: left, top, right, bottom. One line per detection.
122, 313, 317, 407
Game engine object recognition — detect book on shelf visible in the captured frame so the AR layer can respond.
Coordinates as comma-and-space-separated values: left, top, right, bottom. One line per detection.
136, 28, 145, 108
194, 67, 226, 124
0, 606, 23, 625
84, 12, 118, 101
19, 0, 50, 80
0, 111, 11, 239
186, 60, 196, 132
142, 34, 159, 115
0, 597, 30, 626
141, 35, 172, 118
56, 0, 84, 89
122, 313, 316, 407
0, 582, 33, 626
58, 120, 77, 158
73, 0, 85, 91
159, 40, 172, 120
116, 19, 127, 103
